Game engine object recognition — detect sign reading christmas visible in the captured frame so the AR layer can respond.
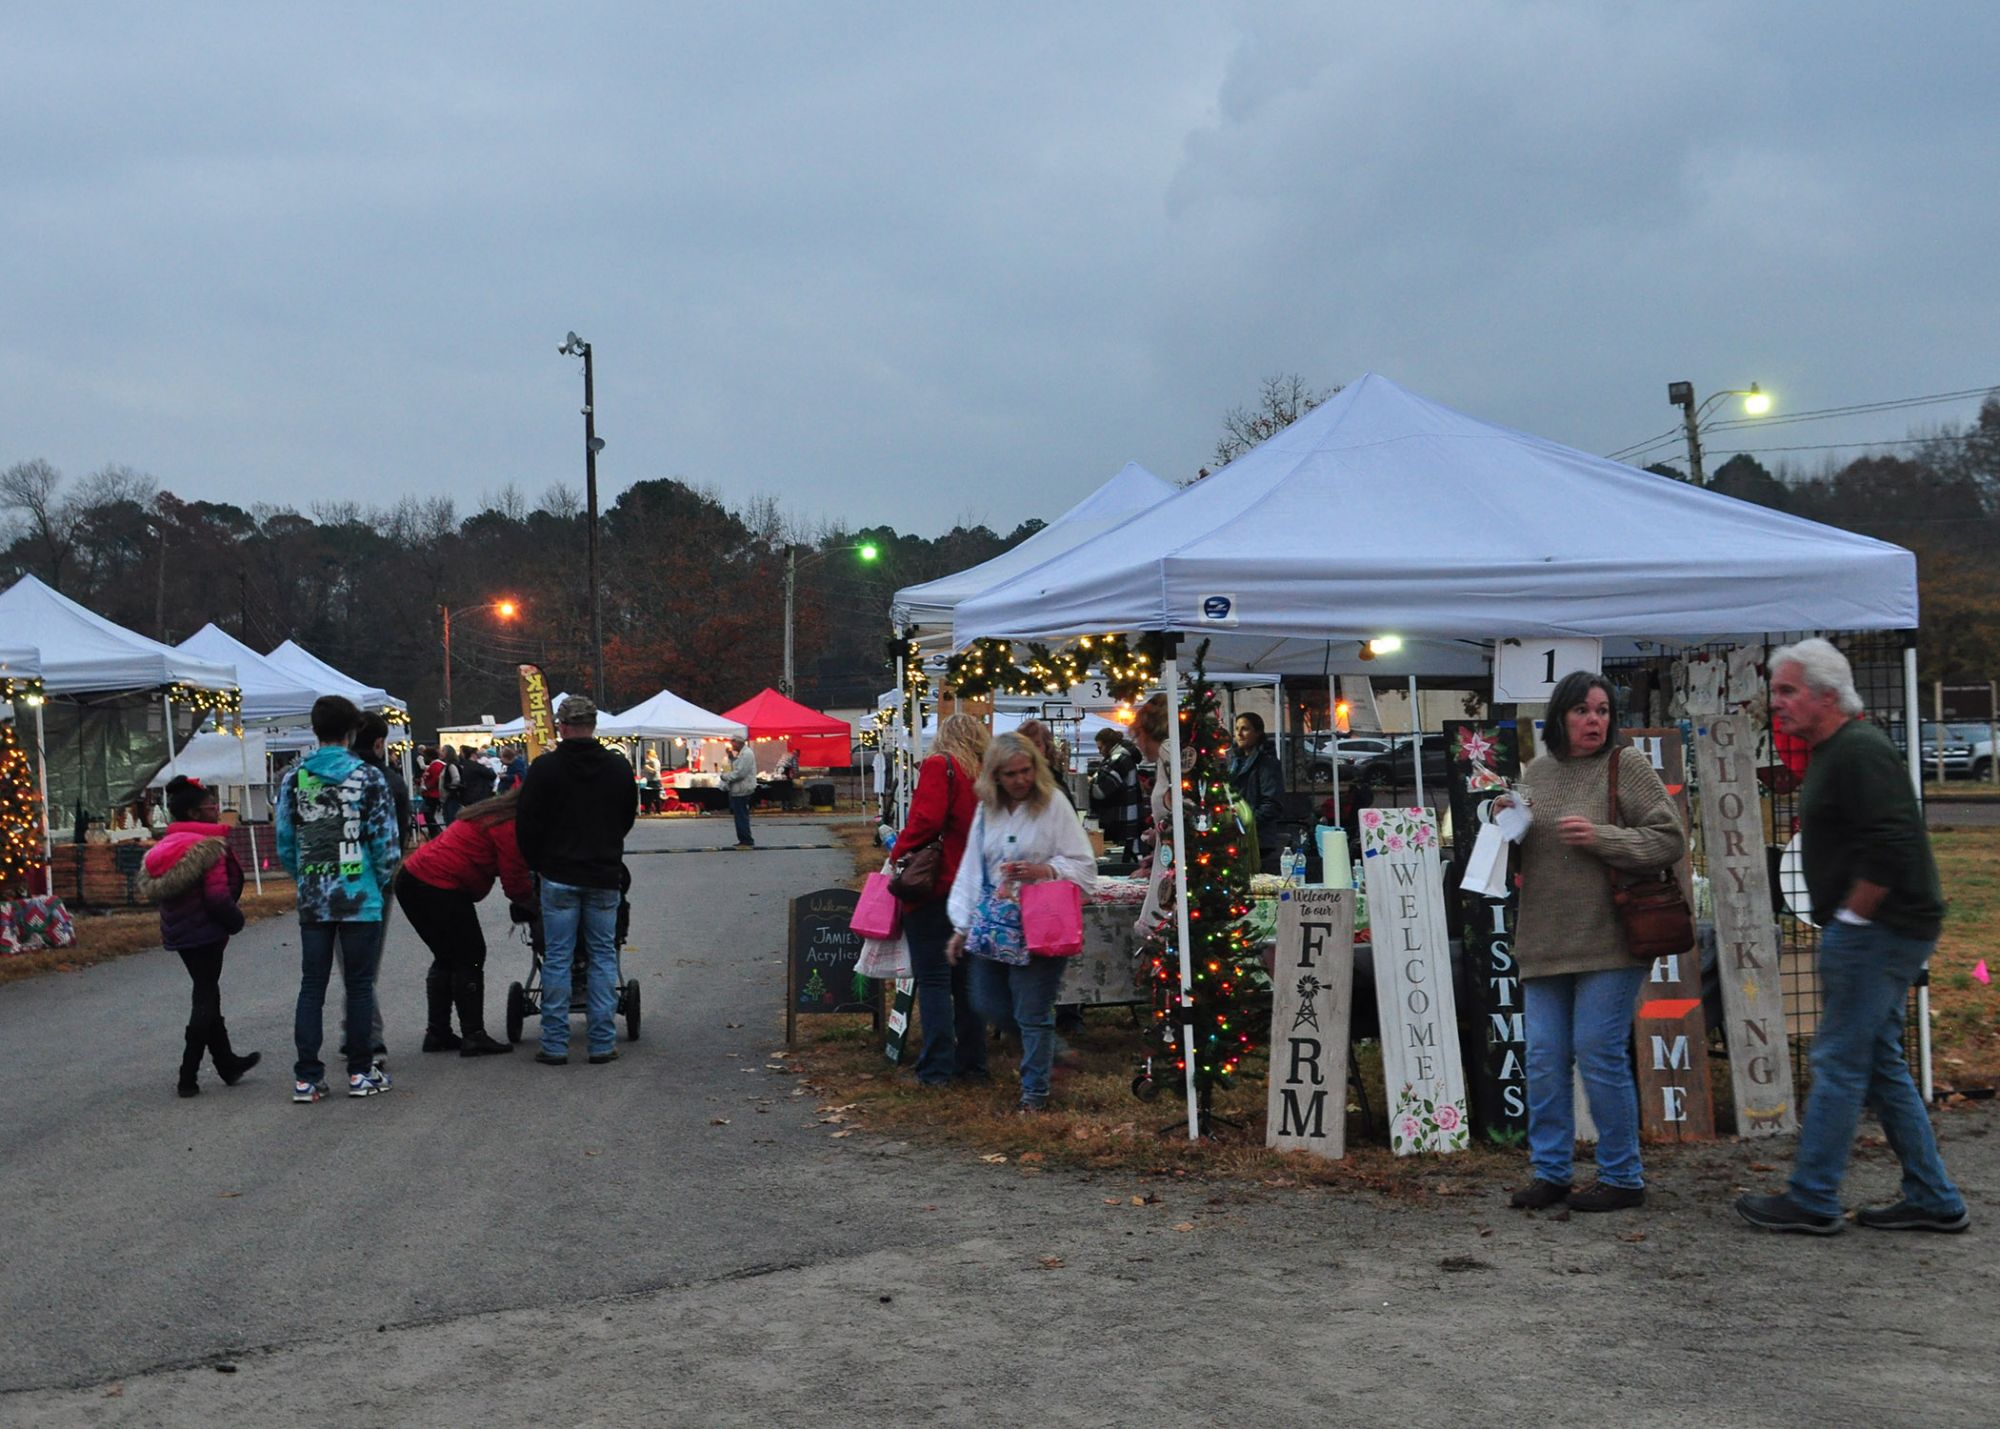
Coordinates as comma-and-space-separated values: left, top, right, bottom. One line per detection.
1266, 886, 1355, 1158
1442, 720, 1526, 1147
1361, 808, 1469, 1154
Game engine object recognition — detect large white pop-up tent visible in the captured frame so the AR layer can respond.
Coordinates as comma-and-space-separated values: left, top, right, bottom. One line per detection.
263, 639, 406, 720
0, 576, 237, 693
600, 689, 746, 741
179, 624, 320, 725
950, 374, 1919, 1139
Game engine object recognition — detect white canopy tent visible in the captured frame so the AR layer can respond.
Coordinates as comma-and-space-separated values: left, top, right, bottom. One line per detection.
0, 577, 236, 694
178, 624, 319, 725
600, 689, 746, 741
0, 644, 40, 685
263, 639, 407, 719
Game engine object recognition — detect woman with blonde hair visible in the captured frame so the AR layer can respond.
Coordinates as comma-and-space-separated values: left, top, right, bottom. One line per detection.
892, 713, 992, 1087
945, 731, 1097, 1110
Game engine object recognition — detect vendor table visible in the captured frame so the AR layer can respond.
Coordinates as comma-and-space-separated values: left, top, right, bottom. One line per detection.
1070, 877, 1151, 1006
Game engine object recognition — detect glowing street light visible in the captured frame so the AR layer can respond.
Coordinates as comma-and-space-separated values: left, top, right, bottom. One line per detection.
783, 542, 881, 699
1666, 381, 1774, 484
440, 597, 520, 726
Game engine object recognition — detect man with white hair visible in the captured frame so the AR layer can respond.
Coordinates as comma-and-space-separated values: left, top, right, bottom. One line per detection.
1735, 639, 1967, 1235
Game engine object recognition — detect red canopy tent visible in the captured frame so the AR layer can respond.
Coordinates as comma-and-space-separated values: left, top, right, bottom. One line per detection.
720, 688, 853, 768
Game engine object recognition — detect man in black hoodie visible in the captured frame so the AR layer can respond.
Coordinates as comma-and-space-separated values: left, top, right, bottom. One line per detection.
516, 696, 638, 1065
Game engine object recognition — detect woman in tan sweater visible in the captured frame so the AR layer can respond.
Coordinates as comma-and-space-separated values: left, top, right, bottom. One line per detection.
1502, 672, 1685, 1214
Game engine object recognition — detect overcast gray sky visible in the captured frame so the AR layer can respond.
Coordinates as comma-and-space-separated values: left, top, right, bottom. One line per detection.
6, 3, 1997, 538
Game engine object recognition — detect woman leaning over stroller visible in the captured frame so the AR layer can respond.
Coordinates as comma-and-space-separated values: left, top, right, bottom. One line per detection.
138, 776, 259, 1097
945, 732, 1096, 1112
393, 787, 532, 1056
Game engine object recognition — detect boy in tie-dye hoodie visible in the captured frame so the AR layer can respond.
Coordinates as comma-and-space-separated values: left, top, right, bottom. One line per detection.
276, 695, 402, 1101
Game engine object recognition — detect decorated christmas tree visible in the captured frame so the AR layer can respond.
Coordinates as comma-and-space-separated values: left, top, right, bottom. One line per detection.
1141, 641, 1265, 1126
0, 719, 44, 896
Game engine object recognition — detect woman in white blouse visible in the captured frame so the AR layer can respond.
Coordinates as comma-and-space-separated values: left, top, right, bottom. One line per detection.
946, 732, 1097, 1111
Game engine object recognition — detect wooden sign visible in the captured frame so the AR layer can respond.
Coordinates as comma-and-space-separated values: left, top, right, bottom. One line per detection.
1360, 808, 1470, 1154
785, 888, 881, 1044
1693, 716, 1797, 1136
1623, 728, 1715, 1141
1442, 721, 1527, 1147
1266, 887, 1355, 1158
517, 664, 557, 762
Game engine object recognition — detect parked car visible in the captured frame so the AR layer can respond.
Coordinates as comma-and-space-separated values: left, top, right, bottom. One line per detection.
1354, 734, 1450, 789
1889, 721, 1981, 778
1947, 722, 1995, 781
1302, 734, 1394, 783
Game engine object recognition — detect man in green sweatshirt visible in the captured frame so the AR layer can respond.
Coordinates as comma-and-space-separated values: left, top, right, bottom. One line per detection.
1736, 639, 1967, 1235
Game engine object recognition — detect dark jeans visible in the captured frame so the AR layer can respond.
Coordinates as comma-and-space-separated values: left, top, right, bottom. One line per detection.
730, 794, 753, 845
905, 899, 987, 1085
394, 871, 494, 1038
295, 920, 386, 1082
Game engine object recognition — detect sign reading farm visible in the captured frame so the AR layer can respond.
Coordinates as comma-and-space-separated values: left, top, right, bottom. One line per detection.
1265, 887, 1355, 1159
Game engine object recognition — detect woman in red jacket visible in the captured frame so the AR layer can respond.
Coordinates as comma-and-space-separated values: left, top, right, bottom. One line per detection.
394, 787, 533, 1055
895, 713, 991, 1087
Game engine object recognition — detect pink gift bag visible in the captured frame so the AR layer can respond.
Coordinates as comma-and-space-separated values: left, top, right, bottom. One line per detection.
1021, 880, 1084, 957
850, 871, 904, 941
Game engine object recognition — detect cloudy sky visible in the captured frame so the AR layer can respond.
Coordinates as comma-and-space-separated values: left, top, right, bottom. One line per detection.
5, 3, 1996, 538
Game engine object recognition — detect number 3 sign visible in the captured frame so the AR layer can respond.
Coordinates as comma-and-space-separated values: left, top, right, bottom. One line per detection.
1492, 637, 1603, 703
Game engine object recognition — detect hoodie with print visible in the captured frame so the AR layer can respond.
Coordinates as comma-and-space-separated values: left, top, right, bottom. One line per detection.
276, 745, 401, 922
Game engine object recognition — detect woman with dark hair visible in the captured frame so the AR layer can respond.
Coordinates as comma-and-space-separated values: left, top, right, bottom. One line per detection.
355, 712, 412, 849
138, 776, 258, 1096
393, 787, 531, 1055
1500, 671, 1685, 1213
1227, 709, 1285, 873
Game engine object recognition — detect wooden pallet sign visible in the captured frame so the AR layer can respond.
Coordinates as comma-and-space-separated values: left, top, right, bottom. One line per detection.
1693, 716, 1797, 1136
1626, 727, 1715, 1141
1442, 720, 1527, 1147
1266, 887, 1355, 1158
1361, 808, 1470, 1154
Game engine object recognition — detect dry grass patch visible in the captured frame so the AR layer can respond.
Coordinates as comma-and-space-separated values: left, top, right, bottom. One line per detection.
832, 819, 885, 890
1931, 828, 2000, 1087
0, 885, 297, 986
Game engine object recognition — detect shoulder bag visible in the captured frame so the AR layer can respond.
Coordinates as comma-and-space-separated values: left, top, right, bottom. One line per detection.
1605, 747, 1695, 962
887, 757, 955, 901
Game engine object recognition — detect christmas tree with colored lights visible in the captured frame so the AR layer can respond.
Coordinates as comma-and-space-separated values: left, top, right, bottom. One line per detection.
0, 719, 44, 896
1141, 641, 1265, 1128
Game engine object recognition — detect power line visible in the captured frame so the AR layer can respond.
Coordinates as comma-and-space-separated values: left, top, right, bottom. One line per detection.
1609, 382, 1997, 463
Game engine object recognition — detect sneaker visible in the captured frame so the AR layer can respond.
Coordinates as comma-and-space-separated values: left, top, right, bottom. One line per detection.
534, 1050, 569, 1066
347, 1069, 392, 1097
587, 1049, 620, 1064
733, 841, 755, 850
368, 1061, 392, 1091
1856, 1200, 1971, 1234
293, 1080, 329, 1104
1569, 1182, 1646, 1213
1508, 1179, 1572, 1210
1734, 1192, 1844, 1235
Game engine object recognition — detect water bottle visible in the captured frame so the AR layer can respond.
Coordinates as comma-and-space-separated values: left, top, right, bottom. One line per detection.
1280, 839, 1300, 885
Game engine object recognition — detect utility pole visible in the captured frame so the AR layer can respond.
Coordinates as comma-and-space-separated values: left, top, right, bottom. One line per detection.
558, 332, 607, 705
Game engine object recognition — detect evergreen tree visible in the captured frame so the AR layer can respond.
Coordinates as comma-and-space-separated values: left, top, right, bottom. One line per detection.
0, 718, 44, 895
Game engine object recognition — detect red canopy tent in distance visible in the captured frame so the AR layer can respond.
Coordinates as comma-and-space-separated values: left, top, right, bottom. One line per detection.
719, 688, 853, 768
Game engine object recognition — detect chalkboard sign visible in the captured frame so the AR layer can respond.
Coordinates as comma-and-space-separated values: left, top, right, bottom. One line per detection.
786, 887, 882, 1043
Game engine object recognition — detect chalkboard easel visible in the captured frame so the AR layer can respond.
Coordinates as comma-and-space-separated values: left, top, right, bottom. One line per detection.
786, 887, 885, 1044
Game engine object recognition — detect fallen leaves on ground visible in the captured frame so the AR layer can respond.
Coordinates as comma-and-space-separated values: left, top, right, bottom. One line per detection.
1038, 1255, 1065, 1269
710, 1117, 730, 1126
980, 1153, 1008, 1164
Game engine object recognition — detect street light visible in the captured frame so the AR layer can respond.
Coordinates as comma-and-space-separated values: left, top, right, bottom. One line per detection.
440, 598, 521, 726
783, 542, 880, 699
558, 331, 607, 704
1666, 381, 1772, 485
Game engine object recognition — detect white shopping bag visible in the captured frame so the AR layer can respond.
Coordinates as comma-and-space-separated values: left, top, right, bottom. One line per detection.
855, 929, 912, 980
1458, 821, 1511, 899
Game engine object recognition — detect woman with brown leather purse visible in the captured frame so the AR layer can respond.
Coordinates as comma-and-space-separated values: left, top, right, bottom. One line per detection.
892, 714, 990, 1088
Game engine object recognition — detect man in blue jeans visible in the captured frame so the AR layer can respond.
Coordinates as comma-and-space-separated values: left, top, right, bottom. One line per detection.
516, 696, 637, 1064
721, 736, 758, 849
276, 695, 402, 1101
1737, 639, 1968, 1235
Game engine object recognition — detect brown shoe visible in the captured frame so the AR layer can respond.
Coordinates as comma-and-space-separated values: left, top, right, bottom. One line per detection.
1508, 1179, 1572, 1210
1569, 1182, 1645, 1212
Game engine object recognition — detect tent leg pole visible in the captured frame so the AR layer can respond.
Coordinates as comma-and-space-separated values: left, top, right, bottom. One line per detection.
1162, 651, 1199, 1141
34, 700, 53, 896
1903, 642, 1932, 1100
1327, 671, 1342, 815
239, 731, 263, 895
1409, 675, 1423, 810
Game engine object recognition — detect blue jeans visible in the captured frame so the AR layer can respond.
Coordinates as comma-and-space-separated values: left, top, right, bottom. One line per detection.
1525, 966, 1647, 1188
295, 920, 386, 1081
730, 794, 753, 845
968, 954, 1066, 1105
906, 899, 987, 1085
540, 880, 621, 1056
1789, 921, 1964, 1217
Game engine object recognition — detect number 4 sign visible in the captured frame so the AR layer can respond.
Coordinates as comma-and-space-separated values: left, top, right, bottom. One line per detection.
1492, 637, 1603, 703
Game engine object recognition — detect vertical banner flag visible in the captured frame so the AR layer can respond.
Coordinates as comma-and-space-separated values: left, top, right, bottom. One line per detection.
1626, 727, 1715, 1141
518, 664, 557, 763
1361, 808, 1470, 1155
1442, 720, 1527, 1147
1266, 887, 1355, 1159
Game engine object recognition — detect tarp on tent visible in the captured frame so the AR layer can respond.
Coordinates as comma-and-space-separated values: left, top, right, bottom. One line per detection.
0, 576, 236, 693
0, 644, 41, 682
891, 462, 1177, 638
952, 374, 1918, 654
263, 640, 406, 714
178, 624, 320, 723
601, 689, 746, 741
721, 688, 852, 767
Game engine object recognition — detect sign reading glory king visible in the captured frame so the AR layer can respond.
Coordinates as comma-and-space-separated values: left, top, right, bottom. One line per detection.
1266, 887, 1355, 1159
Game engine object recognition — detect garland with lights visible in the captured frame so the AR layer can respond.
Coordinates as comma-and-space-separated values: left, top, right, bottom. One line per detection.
1138, 641, 1266, 1124
945, 633, 1165, 701
0, 676, 45, 704
0, 719, 45, 896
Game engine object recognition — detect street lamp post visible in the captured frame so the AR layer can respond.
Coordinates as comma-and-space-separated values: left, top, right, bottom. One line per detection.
558, 332, 607, 704
439, 598, 519, 726
1666, 380, 1772, 485
782, 542, 879, 700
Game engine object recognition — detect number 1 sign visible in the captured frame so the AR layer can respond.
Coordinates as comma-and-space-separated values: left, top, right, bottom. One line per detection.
1492, 637, 1603, 703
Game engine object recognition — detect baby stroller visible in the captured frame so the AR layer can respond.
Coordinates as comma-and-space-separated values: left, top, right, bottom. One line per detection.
505, 866, 640, 1045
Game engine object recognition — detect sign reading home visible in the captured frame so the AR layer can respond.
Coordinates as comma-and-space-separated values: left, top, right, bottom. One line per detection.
1265, 887, 1355, 1159
1693, 716, 1797, 1136
1360, 809, 1470, 1155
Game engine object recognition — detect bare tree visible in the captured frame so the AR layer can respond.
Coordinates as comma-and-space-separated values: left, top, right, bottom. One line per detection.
540, 481, 581, 519
480, 483, 529, 522
0, 458, 83, 589
1210, 374, 1338, 471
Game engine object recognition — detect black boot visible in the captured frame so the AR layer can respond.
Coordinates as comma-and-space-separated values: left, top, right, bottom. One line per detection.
209, 1017, 261, 1086
178, 1024, 204, 1097
456, 967, 513, 1055
422, 960, 461, 1051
